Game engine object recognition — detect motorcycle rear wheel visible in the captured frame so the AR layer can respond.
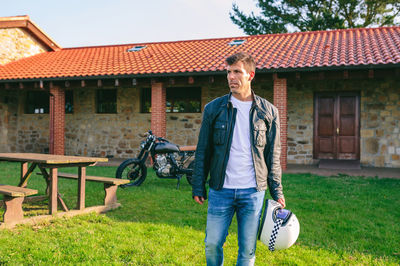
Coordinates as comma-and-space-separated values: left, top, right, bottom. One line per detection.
116, 158, 147, 187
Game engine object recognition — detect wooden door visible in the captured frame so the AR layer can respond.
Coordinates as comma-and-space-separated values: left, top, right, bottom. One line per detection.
314, 92, 360, 160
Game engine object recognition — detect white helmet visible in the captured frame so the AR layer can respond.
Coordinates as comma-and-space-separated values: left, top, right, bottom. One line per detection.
258, 199, 300, 251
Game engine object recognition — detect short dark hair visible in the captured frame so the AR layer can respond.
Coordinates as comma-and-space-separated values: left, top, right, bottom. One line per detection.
225, 52, 256, 73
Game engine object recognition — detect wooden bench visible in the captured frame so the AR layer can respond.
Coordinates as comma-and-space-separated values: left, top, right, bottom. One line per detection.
0, 185, 38, 224
37, 172, 130, 206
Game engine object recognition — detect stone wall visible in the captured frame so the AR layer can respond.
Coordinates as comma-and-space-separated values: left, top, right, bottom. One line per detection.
2, 72, 398, 167
361, 80, 400, 167
0, 28, 46, 65
287, 77, 400, 167
8, 90, 49, 153
0, 90, 18, 152
0, 26, 48, 151
8, 76, 236, 158
287, 83, 314, 164
64, 86, 149, 158
0, 91, 9, 151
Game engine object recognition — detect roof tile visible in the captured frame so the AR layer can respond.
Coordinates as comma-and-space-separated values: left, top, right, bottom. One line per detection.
1, 26, 400, 81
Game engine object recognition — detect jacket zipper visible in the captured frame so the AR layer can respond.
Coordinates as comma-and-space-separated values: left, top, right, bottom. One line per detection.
249, 106, 260, 190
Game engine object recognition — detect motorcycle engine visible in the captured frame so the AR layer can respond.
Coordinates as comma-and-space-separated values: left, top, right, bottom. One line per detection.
155, 154, 173, 177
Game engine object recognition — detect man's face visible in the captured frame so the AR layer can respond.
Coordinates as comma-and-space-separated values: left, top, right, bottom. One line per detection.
226, 61, 254, 96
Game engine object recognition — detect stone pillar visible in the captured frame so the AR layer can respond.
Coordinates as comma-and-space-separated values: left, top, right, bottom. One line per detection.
273, 77, 288, 170
49, 86, 65, 155
151, 82, 166, 138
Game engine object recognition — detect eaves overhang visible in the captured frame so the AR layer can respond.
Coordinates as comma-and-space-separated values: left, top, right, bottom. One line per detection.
0, 15, 61, 51
256, 63, 400, 73
1, 63, 400, 84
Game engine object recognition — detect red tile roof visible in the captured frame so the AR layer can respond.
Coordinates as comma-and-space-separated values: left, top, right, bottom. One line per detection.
1, 26, 400, 81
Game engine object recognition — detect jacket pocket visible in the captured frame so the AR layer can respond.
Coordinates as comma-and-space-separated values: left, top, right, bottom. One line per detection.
213, 122, 227, 145
254, 123, 267, 147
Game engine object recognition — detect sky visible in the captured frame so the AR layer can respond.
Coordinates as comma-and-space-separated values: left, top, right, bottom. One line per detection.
2, 0, 259, 48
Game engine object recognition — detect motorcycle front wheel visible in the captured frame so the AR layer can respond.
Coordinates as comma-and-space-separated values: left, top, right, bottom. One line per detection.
116, 158, 147, 187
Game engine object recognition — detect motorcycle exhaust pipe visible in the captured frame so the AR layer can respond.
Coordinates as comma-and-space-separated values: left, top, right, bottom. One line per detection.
179, 168, 193, 175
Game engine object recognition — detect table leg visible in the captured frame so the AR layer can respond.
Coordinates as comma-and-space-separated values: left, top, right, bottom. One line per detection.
49, 168, 58, 214
21, 162, 28, 181
77, 166, 86, 210
18, 163, 37, 188
38, 167, 51, 195
57, 193, 69, 212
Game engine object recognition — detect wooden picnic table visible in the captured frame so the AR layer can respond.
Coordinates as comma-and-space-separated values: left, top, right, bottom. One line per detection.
0, 153, 108, 215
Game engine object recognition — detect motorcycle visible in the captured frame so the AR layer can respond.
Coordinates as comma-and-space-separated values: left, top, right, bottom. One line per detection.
116, 130, 196, 188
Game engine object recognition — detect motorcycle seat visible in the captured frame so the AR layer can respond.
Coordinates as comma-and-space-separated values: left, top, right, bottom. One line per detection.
179, 145, 197, 151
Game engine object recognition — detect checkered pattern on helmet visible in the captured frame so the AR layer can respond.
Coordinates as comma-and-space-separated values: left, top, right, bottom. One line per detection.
268, 219, 283, 251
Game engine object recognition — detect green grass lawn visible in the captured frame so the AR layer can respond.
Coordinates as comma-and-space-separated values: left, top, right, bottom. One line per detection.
0, 161, 399, 265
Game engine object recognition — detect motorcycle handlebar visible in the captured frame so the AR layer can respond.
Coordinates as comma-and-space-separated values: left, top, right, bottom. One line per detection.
145, 130, 167, 142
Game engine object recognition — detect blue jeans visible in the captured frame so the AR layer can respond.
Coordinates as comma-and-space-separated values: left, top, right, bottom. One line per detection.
205, 188, 265, 266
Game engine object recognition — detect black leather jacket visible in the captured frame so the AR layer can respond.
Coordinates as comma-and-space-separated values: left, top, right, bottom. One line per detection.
192, 92, 284, 201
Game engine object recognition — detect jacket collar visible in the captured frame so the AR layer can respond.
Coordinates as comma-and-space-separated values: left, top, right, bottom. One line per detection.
251, 90, 262, 108
223, 90, 261, 108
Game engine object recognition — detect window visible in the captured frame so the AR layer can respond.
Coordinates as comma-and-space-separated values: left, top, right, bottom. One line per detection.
96, 89, 117, 113
141, 88, 151, 113
25, 91, 49, 114
228, 39, 246, 46
166, 87, 201, 113
25, 90, 75, 114
65, 90, 73, 114
141, 87, 201, 113
127, 45, 146, 52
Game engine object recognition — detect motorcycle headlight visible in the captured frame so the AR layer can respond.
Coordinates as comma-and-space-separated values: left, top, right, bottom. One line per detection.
140, 141, 146, 149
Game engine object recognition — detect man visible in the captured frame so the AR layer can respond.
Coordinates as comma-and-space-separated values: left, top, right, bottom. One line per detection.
192, 52, 285, 266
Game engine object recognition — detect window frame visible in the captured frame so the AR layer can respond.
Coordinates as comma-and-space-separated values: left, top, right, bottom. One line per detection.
96, 89, 117, 114
25, 91, 50, 114
65, 90, 74, 114
141, 87, 201, 113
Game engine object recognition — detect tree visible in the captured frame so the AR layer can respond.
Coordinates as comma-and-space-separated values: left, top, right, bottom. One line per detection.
230, 0, 400, 35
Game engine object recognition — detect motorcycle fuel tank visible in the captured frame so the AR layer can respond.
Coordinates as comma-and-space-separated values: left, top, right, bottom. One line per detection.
154, 142, 180, 153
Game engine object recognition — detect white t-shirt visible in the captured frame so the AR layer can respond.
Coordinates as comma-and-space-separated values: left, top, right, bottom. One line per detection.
223, 96, 257, 189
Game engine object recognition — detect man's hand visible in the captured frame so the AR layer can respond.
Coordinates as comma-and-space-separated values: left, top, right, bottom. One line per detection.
194, 196, 205, 205
277, 197, 286, 208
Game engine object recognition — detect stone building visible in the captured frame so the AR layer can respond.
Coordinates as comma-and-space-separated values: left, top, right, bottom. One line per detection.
0, 15, 399, 168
